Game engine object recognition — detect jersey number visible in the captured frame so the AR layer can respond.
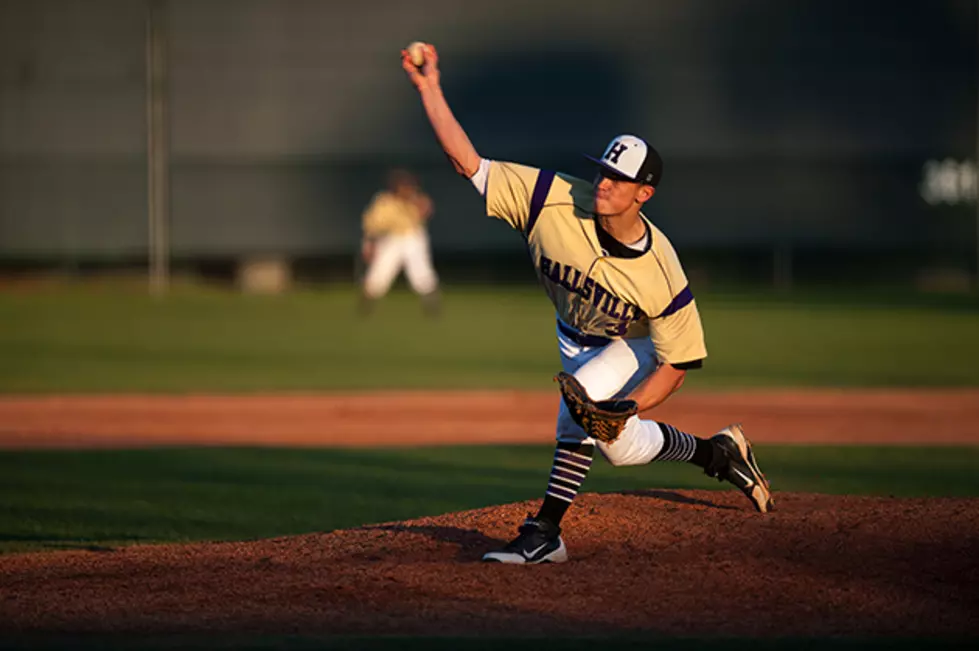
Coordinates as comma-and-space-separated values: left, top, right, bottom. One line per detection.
604, 322, 630, 338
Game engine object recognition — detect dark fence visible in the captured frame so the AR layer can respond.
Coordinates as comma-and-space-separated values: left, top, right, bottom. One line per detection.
1, 0, 976, 287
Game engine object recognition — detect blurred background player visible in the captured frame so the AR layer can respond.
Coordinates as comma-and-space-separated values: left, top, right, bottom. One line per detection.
359, 169, 441, 317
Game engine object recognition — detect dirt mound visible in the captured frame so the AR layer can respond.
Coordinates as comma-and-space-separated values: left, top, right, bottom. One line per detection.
2, 491, 977, 638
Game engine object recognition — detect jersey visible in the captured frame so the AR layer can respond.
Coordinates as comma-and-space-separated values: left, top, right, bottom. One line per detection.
362, 191, 429, 239
485, 160, 707, 367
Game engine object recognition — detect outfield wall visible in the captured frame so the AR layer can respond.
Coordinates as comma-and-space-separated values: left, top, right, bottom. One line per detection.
0, 0, 976, 279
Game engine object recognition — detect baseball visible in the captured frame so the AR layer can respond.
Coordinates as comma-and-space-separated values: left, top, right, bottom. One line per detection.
406, 41, 427, 67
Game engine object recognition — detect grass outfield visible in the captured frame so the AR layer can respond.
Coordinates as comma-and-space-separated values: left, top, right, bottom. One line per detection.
2, 283, 977, 647
1, 445, 977, 555
1, 282, 978, 393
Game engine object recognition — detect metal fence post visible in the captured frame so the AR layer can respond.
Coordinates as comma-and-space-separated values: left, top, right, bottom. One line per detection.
146, 0, 170, 295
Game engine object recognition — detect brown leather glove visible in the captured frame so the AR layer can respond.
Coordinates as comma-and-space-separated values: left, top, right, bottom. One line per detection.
554, 372, 638, 444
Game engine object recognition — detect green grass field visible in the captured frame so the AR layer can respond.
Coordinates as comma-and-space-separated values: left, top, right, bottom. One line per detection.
1, 282, 978, 392
2, 283, 978, 552
2, 445, 977, 555
2, 283, 977, 648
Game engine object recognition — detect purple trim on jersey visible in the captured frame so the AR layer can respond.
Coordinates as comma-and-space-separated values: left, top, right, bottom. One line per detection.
526, 170, 555, 236
655, 285, 693, 319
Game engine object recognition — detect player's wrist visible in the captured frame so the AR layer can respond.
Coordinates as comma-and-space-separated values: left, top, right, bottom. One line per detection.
417, 79, 443, 95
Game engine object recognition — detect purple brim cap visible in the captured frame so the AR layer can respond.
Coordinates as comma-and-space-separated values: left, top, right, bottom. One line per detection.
582, 154, 638, 181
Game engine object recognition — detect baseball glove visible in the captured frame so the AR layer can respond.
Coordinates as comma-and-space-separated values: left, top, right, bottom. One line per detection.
554, 371, 638, 444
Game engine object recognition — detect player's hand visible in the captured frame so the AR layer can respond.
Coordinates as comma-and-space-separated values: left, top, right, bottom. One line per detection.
401, 44, 440, 91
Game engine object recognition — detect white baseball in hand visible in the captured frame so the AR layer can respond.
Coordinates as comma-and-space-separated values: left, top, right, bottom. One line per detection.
406, 41, 427, 67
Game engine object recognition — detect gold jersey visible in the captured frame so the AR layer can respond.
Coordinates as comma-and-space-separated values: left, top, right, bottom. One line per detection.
486, 160, 707, 366
362, 191, 428, 238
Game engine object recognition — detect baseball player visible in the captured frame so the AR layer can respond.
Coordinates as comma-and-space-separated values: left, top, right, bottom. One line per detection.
359, 168, 441, 317
402, 44, 773, 564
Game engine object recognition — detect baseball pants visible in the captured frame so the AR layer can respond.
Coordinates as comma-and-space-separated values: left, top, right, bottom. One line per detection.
555, 322, 667, 466
363, 230, 439, 298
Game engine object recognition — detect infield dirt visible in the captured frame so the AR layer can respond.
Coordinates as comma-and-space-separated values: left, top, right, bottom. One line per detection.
1, 389, 978, 638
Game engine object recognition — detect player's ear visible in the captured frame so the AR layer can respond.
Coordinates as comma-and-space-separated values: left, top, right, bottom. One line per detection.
636, 185, 655, 203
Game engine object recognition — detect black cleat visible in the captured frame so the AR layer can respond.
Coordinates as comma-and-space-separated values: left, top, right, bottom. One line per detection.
482, 516, 569, 564
706, 423, 774, 513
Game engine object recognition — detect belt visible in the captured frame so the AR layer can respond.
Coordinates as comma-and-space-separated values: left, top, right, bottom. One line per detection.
557, 320, 612, 347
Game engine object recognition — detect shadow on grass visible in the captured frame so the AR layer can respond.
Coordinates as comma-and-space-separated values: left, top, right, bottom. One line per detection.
0, 532, 156, 554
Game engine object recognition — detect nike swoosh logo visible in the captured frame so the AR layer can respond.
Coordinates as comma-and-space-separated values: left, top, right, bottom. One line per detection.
522, 542, 548, 560
731, 467, 754, 486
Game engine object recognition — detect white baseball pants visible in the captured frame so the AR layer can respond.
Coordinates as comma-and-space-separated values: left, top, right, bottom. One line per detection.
363, 230, 439, 298
555, 323, 667, 467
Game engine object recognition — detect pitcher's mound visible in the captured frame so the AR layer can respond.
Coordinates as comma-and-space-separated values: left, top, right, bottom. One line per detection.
1, 491, 977, 638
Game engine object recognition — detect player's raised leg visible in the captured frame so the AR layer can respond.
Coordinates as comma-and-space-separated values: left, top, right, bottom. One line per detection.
610, 416, 774, 513
571, 337, 773, 513
551, 337, 775, 534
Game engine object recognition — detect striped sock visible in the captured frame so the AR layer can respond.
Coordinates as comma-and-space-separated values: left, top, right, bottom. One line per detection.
536, 443, 594, 525
652, 422, 699, 462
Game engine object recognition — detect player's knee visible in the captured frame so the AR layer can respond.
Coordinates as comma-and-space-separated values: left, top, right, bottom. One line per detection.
602, 450, 632, 467
604, 449, 654, 467
598, 422, 658, 467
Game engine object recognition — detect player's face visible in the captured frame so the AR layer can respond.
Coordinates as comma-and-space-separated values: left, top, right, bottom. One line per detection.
592, 169, 648, 216
394, 179, 418, 199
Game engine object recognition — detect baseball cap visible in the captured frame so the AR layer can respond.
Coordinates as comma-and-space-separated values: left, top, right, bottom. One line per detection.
583, 134, 663, 187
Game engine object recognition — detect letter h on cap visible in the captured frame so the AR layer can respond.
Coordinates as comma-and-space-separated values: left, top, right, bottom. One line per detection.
604, 142, 629, 164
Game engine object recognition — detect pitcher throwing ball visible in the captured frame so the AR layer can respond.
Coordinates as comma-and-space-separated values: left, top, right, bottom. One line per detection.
401, 43, 773, 564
